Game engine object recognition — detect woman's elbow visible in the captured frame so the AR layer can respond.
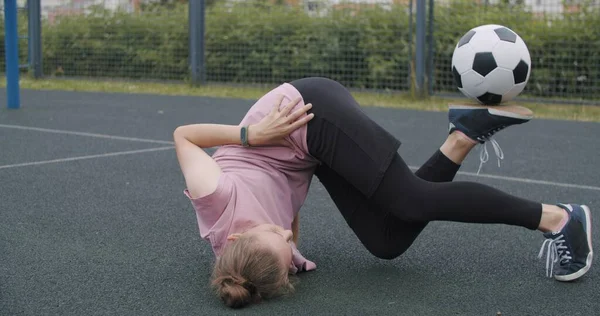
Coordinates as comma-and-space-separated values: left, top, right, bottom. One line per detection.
173, 125, 189, 141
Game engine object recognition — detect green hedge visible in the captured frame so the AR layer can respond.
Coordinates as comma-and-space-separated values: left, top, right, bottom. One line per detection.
41, 6, 189, 80
434, 1, 600, 99
204, 3, 412, 90
0, 13, 31, 73
1, 1, 598, 99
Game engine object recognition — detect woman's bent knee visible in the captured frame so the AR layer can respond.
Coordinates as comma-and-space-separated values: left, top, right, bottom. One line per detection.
368, 246, 404, 260
359, 234, 406, 260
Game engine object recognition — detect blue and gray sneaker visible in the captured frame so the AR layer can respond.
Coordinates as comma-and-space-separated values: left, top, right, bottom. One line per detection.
538, 204, 594, 282
448, 104, 534, 174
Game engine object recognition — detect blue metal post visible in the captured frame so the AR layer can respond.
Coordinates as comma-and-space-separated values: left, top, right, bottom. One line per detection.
415, 0, 426, 97
407, 0, 413, 89
189, 0, 206, 85
29, 0, 42, 78
427, 0, 434, 96
4, 0, 21, 109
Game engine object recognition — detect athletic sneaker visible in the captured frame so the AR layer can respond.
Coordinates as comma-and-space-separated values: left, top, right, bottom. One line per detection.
448, 104, 534, 174
538, 204, 593, 282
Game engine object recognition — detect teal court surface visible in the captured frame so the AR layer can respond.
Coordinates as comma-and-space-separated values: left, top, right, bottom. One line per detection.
1, 89, 598, 315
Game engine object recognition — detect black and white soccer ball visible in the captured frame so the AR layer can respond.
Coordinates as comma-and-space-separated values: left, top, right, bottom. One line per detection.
451, 24, 531, 105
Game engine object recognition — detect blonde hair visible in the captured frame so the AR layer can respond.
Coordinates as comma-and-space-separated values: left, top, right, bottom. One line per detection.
211, 235, 294, 308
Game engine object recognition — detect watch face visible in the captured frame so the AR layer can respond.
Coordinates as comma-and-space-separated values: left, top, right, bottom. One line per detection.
241, 126, 250, 147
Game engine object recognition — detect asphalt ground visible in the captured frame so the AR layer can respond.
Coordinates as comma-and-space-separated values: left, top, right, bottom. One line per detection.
1, 88, 598, 316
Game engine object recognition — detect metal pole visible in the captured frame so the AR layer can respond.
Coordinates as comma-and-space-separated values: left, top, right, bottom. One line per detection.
4, 0, 21, 109
408, 0, 413, 90
28, 0, 42, 78
415, 0, 426, 97
189, 0, 206, 85
427, 0, 434, 96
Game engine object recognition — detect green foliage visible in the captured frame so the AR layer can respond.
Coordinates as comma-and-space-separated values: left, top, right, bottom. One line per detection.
40, 5, 189, 79
205, 3, 411, 90
0, 11, 31, 73
140, 0, 187, 12
0, 1, 598, 99
434, 0, 600, 99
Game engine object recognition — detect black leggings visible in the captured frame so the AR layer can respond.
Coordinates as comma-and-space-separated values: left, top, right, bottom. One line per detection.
290, 77, 543, 259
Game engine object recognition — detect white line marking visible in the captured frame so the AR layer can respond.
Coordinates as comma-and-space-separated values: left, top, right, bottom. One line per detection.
0, 124, 174, 145
408, 166, 600, 191
1, 123, 596, 191
0, 146, 174, 170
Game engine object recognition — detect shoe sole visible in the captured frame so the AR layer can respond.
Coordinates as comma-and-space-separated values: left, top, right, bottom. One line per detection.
448, 104, 534, 120
555, 205, 594, 282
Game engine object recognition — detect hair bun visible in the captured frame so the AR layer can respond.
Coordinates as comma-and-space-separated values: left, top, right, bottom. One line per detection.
218, 276, 258, 297
219, 275, 239, 286
214, 275, 260, 308
241, 280, 257, 295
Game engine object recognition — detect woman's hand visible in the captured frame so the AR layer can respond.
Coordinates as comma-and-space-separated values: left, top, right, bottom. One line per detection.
247, 96, 314, 147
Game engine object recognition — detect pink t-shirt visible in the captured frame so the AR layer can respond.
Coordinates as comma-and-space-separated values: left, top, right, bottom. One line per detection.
184, 83, 320, 274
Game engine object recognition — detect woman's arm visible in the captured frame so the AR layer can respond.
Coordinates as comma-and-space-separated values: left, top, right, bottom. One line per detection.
173, 97, 314, 199
291, 214, 299, 245
173, 124, 243, 149
173, 125, 233, 199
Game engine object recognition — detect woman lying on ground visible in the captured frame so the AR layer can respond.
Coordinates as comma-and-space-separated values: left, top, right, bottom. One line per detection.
173, 77, 593, 308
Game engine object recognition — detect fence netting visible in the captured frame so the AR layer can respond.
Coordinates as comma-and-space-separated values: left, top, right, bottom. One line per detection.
434, 0, 600, 101
0, 0, 598, 103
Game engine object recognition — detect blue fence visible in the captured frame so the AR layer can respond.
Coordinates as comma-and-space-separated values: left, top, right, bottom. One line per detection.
3, 0, 20, 109
3, 0, 600, 108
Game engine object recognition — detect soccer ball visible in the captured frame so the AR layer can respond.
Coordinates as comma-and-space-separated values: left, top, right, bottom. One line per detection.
451, 24, 531, 105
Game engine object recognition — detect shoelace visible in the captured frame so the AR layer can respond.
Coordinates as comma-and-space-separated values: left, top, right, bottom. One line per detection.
476, 137, 504, 175
537, 235, 572, 277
